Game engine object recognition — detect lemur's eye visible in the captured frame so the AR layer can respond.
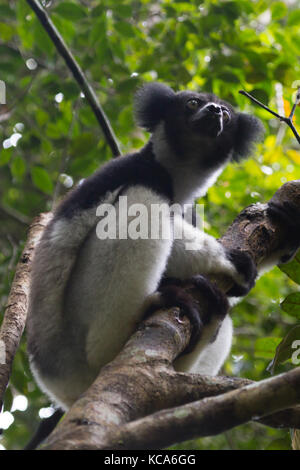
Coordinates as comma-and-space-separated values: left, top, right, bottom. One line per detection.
186, 99, 200, 111
222, 109, 231, 123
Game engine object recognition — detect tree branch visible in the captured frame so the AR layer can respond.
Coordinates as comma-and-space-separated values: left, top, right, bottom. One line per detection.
26, 0, 121, 157
239, 89, 300, 145
106, 367, 300, 450
0, 213, 53, 405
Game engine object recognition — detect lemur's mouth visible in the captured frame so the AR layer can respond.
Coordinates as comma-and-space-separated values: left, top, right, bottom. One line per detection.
190, 112, 223, 138
204, 118, 223, 137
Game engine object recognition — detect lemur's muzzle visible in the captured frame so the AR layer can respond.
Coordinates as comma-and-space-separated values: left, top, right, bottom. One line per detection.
190, 103, 223, 138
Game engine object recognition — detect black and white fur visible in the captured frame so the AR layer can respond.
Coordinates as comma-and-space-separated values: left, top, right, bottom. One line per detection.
27, 83, 264, 410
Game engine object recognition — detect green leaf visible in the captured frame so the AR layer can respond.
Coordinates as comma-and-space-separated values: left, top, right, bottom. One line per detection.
265, 439, 291, 450
287, 9, 300, 26
70, 133, 96, 157
268, 325, 300, 373
0, 22, 15, 41
31, 17, 55, 55
114, 21, 136, 38
113, 5, 133, 18
0, 5, 15, 19
271, 2, 288, 21
255, 337, 282, 359
31, 166, 53, 195
90, 15, 107, 45
0, 148, 12, 166
281, 293, 300, 318
35, 109, 49, 127
249, 88, 269, 104
3, 387, 13, 412
279, 251, 300, 285
53, 2, 87, 21
274, 62, 292, 82
11, 156, 26, 181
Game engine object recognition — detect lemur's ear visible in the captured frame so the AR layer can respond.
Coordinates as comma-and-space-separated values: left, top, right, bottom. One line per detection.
233, 113, 264, 161
134, 82, 176, 132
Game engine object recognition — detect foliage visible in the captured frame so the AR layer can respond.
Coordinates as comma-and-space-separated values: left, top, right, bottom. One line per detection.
0, 0, 300, 450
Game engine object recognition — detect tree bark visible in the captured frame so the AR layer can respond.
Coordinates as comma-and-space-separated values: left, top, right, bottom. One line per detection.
106, 367, 300, 450
0, 213, 53, 406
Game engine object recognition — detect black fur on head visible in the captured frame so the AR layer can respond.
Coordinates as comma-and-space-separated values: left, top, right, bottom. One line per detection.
134, 82, 264, 164
232, 113, 264, 161
134, 82, 176, 132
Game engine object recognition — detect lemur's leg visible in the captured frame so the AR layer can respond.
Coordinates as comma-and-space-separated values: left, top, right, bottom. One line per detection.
155, 215, 255, 372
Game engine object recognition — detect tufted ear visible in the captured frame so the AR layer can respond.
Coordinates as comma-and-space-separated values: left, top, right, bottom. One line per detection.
134, 82, 176, 132
233, 113, 264, 161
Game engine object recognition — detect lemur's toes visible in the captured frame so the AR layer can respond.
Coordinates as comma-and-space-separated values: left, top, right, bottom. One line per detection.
225, 249, 257, 297
156, 284, 202, 351
184, 275, 229, 321
147, 275, 229, 353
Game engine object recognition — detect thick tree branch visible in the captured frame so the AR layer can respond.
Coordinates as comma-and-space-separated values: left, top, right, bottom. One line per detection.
106, 367, 300, 450
26, 0, 121, 157
41, 181, 300, 449
0, 213, 53, 405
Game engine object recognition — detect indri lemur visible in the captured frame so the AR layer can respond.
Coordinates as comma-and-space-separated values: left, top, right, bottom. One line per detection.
27, 83, 269, 410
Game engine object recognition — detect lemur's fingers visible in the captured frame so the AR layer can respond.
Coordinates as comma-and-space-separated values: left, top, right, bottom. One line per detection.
268, 200, 300, 230
267, 200, 300, 263
224, 249, 257, 297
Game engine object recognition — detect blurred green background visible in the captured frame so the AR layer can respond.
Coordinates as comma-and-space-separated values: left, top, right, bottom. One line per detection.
0, 0, 300, 450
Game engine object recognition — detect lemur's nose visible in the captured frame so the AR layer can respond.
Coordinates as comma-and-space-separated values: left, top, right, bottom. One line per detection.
206, 104, 222, 115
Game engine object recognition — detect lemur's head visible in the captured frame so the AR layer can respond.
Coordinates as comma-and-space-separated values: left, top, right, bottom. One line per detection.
134, 82, 263, 167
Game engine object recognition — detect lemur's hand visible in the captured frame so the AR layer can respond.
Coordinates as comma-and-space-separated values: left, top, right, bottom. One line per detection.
224, 248, 257, 297
267, 200, 300, 263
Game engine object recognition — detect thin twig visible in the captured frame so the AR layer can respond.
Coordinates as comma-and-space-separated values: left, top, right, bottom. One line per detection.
239, 90, 283, 120
26, 0, 121, 157
239, 89, 300, 145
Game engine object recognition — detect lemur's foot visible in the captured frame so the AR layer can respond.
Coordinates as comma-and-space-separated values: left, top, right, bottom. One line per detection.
147, 275, 229, 352
267, 200, 300, 263
225, 248, 257, 297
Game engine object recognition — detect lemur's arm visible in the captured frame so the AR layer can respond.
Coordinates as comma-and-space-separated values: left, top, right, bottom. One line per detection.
165, 215, 257, 296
